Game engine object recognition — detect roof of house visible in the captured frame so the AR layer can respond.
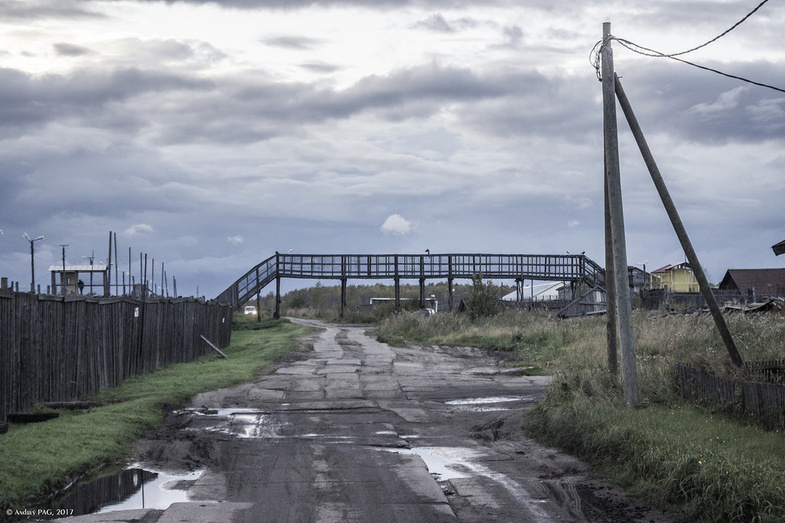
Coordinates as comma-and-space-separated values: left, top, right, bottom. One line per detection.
651, 262, 691, 274
718, 268, 785, 294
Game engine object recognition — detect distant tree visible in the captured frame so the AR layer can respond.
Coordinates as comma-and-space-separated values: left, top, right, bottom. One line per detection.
468, 274, 499, 320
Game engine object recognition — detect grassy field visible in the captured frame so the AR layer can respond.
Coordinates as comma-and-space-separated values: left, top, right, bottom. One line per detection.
0, 317, 312, 517
378, 309, 785, 522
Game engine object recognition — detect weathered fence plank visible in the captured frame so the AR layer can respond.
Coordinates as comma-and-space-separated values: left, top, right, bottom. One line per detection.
0, 292, 231, 423
676, 363, 785, 431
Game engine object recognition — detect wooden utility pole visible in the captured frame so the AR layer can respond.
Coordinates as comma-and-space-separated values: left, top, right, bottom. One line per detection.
604, 157, 619, 376
601, 22, 639, 406
613, 74, 743, 367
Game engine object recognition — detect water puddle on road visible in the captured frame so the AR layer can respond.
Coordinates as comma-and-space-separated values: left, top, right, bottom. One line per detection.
385, 447, 483, 481
444, 395, 531, 412
184, 408, 289, 439
42, 466, 202, 517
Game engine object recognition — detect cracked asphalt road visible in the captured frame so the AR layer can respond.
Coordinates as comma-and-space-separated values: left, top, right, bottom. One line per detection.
56, 319, 686, 523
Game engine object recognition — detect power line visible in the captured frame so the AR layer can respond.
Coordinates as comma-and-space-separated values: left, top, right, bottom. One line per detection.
634, 0, 772, 58
590, 0, 784, 93
614, 38, 785, 94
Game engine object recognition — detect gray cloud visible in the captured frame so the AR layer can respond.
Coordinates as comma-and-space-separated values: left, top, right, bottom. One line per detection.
0, 67, 215, 135
54, 43, 93, 56
414, 14, 454, 32
262, 36, 325, 50
0, 1, 105, 20
615, 60, 785, 144
1, 0, 783, 298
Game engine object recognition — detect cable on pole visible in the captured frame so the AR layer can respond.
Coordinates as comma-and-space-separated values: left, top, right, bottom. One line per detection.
591, 0, 783, 93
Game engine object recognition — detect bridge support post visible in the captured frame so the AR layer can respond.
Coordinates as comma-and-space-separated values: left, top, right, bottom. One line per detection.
419, 256, 425, 309
340, 278, 347, 318
448, 256, 454, 311
394, 256, 400, 313
274, 252, 281, 319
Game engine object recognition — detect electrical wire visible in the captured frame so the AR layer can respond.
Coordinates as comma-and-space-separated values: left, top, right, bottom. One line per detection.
590, 0, 784, 93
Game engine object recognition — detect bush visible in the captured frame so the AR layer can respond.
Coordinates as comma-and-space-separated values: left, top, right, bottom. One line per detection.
468, 274, 499, 320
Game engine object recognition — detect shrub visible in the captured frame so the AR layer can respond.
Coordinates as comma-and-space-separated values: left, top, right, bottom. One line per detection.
468, 274, 500, 320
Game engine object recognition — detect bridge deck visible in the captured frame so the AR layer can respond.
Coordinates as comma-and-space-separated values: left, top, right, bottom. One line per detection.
217, 253, 605, 313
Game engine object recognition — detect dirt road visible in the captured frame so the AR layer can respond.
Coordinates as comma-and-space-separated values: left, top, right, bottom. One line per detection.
58, 319, 685, 523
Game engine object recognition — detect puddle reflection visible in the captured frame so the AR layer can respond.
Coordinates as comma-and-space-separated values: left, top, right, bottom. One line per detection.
43, 467, 202, 517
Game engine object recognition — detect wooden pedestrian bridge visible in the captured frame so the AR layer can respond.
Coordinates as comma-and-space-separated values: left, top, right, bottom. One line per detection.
216, 252, 605, 317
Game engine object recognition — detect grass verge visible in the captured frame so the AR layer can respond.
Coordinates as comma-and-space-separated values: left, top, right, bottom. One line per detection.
0, 318, 312, 516
378, 309, 785, 521
526, 399, 785, 522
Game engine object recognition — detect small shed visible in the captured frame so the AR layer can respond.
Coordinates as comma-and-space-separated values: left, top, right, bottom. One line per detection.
49, 264, 109, 296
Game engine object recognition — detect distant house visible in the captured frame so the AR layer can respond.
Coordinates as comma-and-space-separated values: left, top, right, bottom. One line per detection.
718, 269, 785, 300
502, 282, 567, 302
650, 263, 699, 293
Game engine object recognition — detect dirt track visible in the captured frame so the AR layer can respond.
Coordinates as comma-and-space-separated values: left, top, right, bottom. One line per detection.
56, 319, 686, 522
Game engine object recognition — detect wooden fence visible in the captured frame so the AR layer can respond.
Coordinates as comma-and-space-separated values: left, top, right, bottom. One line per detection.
675, 363, 785, 431
0, 291, 232, 423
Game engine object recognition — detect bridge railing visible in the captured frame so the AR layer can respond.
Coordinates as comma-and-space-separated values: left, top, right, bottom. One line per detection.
217, 253, 606, 311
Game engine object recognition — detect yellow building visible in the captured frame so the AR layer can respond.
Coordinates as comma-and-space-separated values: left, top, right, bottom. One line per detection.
651, 262, 699, 293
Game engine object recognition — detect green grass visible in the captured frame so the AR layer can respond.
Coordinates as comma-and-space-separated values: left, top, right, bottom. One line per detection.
526, 399, 785, 522
0, 318, 312, 515
378, 309, 785, 521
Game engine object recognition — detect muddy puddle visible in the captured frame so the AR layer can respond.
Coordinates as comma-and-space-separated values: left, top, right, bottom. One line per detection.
444, 395, 533, 412
385, 446, 484, 481
40, 466, 202, 517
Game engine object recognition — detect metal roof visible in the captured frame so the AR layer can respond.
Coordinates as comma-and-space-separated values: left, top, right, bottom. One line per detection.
48, 264, 109, 272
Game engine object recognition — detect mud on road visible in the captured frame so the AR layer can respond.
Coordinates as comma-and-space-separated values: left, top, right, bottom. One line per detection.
69, 319, 687, 523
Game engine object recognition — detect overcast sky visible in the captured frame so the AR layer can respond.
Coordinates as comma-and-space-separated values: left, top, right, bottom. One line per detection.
1, 0, 783, 297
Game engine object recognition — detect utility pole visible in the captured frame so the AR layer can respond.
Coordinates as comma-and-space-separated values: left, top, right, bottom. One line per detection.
613, 74, 743, 367
601, 22, 639, 407
59, 244, 68, 295
23, 233, 45, 293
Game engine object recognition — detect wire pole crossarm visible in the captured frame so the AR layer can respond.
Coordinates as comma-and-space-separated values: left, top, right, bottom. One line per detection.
613, 74, 744, 367
601, 22, 639, 407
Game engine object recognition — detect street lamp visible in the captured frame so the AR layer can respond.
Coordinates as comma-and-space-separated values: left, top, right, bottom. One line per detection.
23, 233, 44, 293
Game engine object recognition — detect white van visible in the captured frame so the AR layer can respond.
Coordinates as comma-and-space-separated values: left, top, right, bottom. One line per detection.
244, 305, 257, 315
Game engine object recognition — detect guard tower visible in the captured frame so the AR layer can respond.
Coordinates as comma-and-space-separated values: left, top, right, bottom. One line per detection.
49, 264, 110, 296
